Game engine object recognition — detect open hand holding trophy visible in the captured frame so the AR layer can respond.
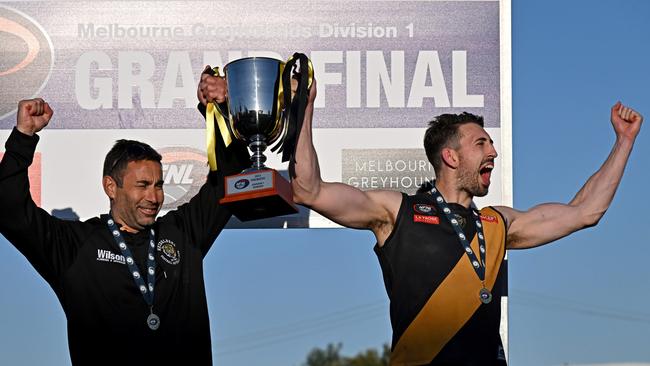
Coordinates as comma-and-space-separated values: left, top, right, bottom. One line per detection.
206, 53, 313, 221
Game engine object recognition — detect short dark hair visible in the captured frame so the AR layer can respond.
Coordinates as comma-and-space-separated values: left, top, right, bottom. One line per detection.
103, 140, 162, 186
423, 112, 484, 173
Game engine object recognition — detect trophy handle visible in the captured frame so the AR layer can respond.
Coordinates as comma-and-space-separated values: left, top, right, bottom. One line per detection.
304, 57, 314, 89
276, 56, 314, 113
284, 55, 314, 91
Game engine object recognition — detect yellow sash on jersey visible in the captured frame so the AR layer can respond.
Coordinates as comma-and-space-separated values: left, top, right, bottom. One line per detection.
390, 206, 506, 365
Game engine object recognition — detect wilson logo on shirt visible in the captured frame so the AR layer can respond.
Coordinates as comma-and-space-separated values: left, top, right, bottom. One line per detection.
157, 239, 180, 265
414, 214, 440, 225
96, 249, 126, 265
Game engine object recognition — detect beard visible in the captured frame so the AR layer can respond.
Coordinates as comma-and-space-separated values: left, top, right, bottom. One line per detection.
457, 160, 489, 198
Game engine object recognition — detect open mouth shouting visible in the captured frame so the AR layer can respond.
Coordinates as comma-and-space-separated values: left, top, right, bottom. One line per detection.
479, 161, 494, 187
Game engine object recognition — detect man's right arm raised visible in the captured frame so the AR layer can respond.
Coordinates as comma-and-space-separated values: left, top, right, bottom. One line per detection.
0, 99, 69, 283
291, 80, 402, 245
0, 99, 52, 227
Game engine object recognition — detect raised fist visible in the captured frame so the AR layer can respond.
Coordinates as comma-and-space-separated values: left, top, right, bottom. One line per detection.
16, 98, 53, 136
611, 102, 643, 141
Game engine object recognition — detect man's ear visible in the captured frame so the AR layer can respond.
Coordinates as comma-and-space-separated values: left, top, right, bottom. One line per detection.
441, 147, 460, 169
103, 175, 117, 200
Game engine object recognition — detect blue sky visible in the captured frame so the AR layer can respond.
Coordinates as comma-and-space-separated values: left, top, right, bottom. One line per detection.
1, 0, 650, 365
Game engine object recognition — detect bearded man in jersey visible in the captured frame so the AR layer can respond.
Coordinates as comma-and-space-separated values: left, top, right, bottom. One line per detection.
198, 73, 643, 365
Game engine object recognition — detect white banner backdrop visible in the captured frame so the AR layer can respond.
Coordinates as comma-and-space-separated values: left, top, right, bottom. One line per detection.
0, 0, 511, 229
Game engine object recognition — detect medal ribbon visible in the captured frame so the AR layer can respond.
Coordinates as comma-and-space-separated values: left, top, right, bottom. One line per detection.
429, 182, 487, 283
105, 215, 157, 308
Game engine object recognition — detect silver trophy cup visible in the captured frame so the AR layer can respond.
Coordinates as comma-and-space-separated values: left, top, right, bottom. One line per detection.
216, 56, 300, 221
221, 57, 285, 170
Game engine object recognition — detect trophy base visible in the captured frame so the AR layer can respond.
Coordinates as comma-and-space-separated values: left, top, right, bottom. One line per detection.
219, 169, 298, 221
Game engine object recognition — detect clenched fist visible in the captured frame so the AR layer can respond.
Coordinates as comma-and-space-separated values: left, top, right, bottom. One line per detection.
16, 98, 53, 136
197, 65, 228, 106
611, 102, 643, 141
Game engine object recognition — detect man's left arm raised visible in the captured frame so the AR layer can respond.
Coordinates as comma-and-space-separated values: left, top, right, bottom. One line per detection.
497, 102, 643, 249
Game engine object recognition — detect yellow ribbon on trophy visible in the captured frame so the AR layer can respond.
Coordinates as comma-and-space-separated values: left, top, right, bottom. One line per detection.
205, 66, 233, 171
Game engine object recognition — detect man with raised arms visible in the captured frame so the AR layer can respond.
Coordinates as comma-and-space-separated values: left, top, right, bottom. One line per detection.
198, 74, 643, 365
0, 93, 249, 365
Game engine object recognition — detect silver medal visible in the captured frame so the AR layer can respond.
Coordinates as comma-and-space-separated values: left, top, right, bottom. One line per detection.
479, 287, 492, 304
147, 313, 160, 330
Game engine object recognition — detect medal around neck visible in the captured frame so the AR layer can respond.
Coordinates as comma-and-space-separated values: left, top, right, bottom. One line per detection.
479, 287, 493, 304
429, 183, 493, 305
147, 312, 161, 330
105, 215, 160, 330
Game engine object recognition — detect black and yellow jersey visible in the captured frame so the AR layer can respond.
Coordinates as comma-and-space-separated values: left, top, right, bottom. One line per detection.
375, 192, 508, 365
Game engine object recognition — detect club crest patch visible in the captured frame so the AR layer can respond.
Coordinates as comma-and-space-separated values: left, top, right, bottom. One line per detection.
453, 213, 467, 228
157, 239, 180, 265
413, 203, 436, 215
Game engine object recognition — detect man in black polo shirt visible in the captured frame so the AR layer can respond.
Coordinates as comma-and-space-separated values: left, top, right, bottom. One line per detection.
0, 95, 248, 365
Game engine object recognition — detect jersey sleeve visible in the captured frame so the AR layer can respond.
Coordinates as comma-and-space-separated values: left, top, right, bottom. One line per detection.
0, 128, 82, 284
161, 105, 251, 256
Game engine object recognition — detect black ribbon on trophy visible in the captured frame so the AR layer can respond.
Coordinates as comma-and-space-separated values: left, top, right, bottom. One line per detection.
204, 53, 313, 221
274, 52, 312, 178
